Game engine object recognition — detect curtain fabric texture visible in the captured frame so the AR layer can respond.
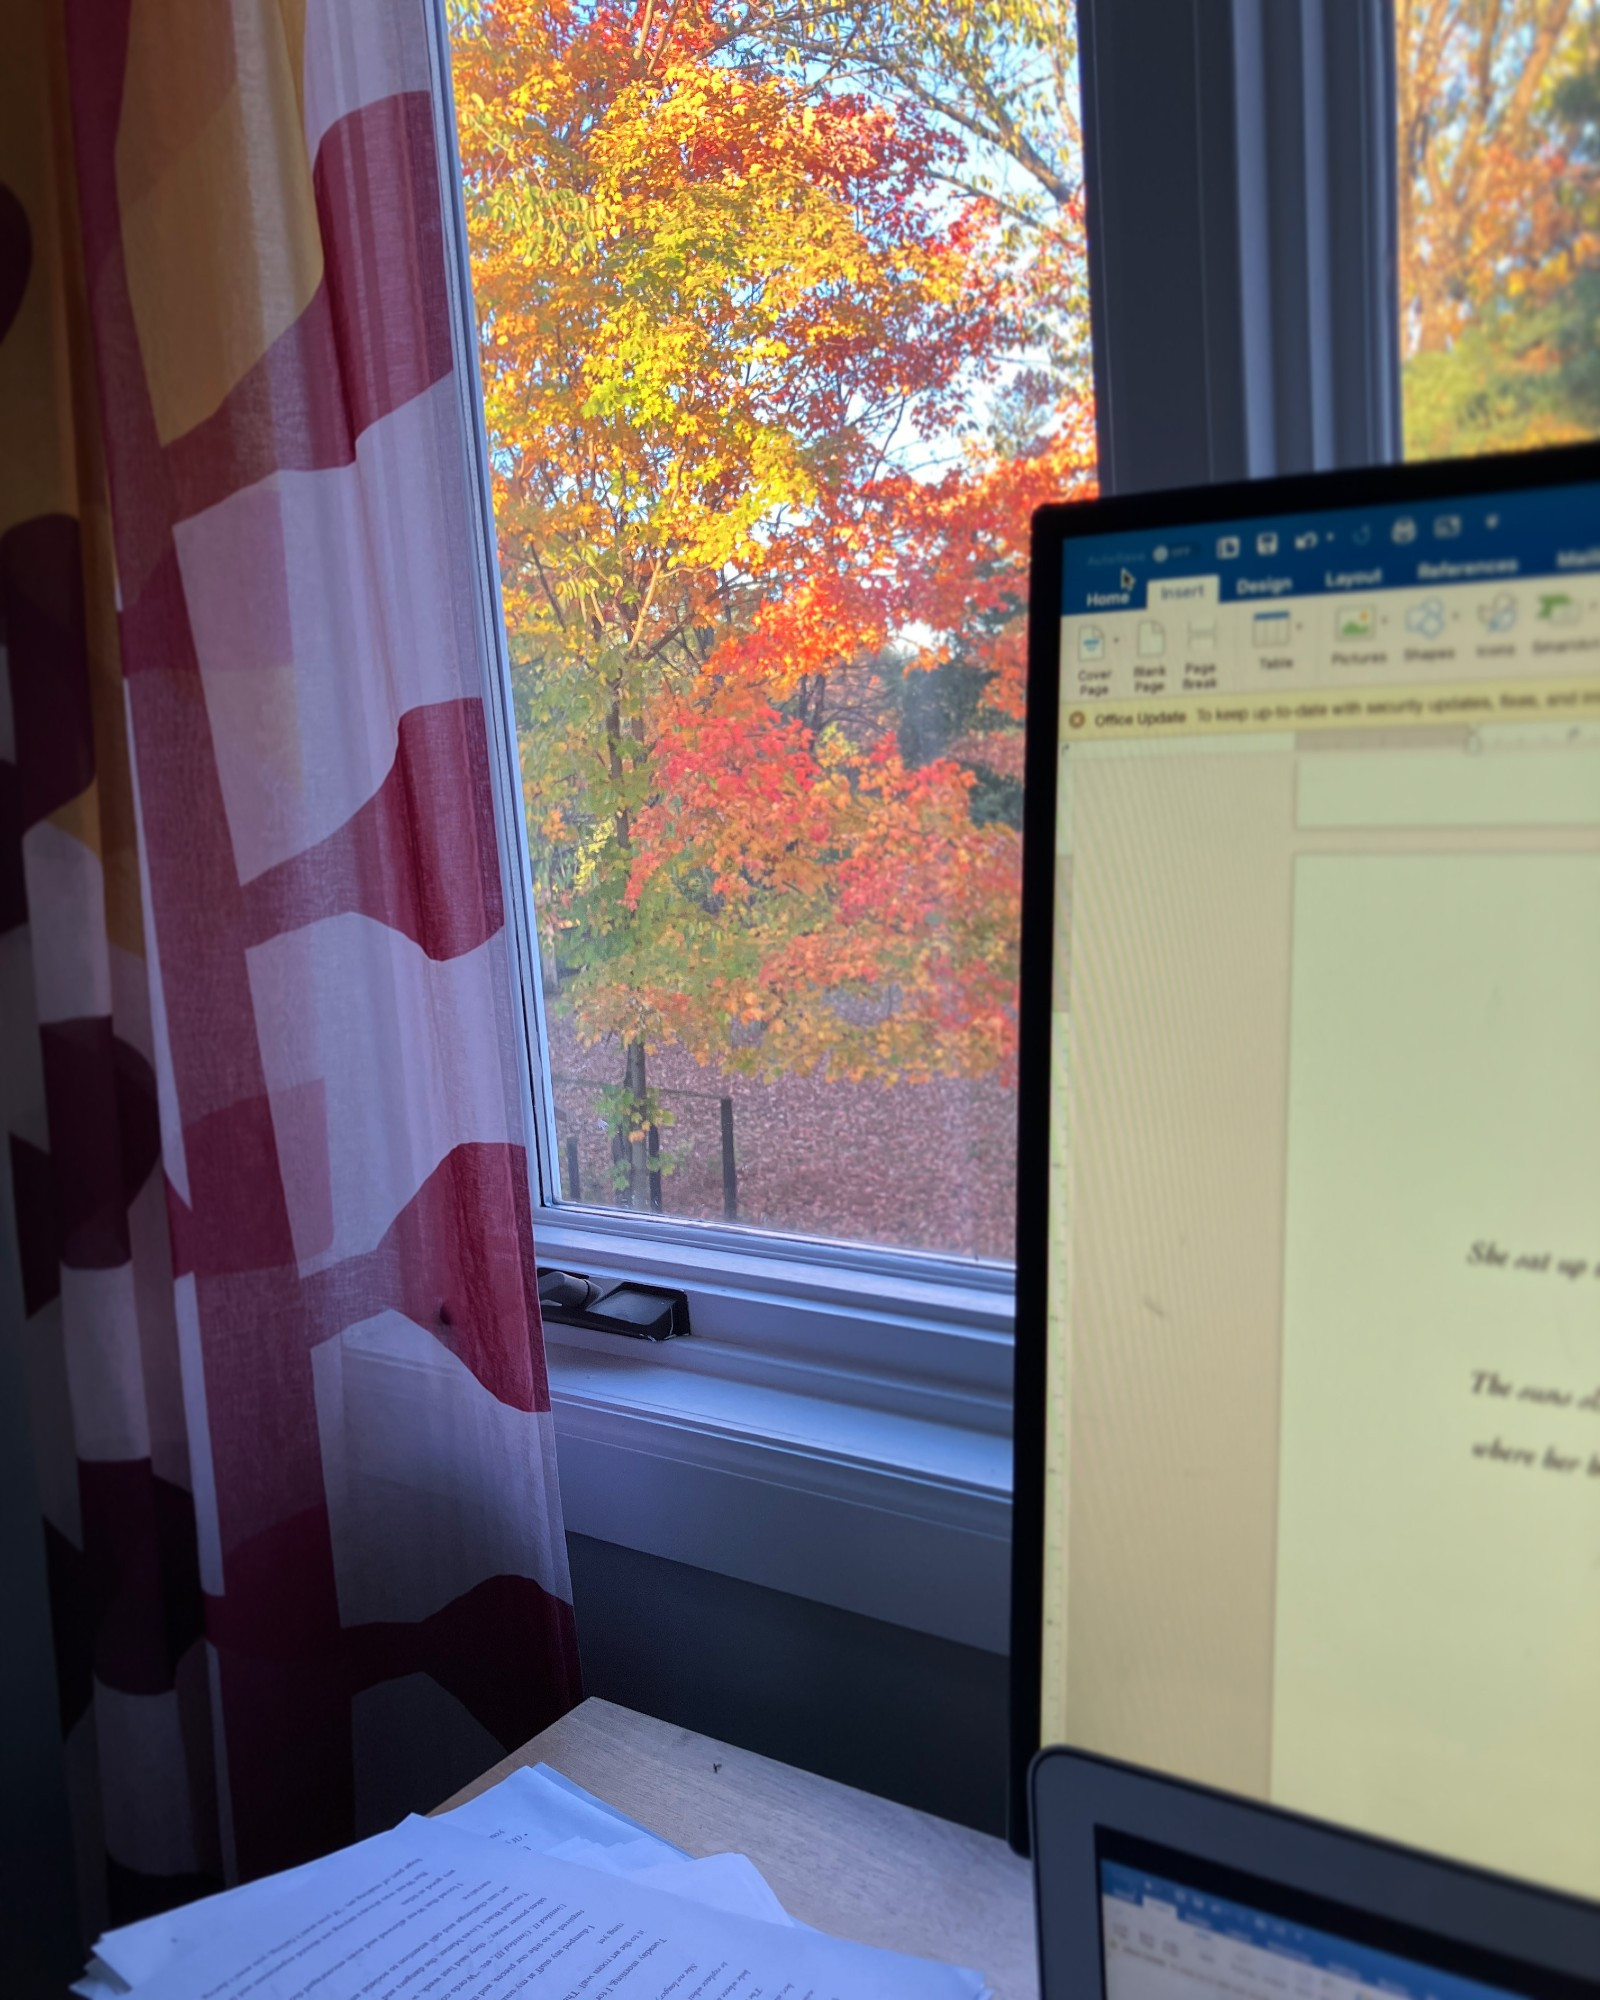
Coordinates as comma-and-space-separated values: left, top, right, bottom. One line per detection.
0, 0, 580, 1935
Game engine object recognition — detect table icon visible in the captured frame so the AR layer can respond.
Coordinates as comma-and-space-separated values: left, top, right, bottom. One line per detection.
1253, 609, 1292, 648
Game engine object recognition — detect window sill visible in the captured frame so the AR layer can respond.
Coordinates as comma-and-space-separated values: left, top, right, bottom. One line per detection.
545, 1325, 1013, 1654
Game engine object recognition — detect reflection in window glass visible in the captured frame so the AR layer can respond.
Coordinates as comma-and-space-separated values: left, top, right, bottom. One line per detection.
448, 3, 1093, 1256
1399, 0, 1600, 459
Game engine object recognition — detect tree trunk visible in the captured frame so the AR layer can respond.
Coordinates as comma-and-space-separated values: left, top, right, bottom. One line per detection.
623, 1038, 651, 1210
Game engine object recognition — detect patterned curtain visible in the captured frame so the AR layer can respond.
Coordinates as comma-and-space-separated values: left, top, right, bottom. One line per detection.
0, 0, 580, 1938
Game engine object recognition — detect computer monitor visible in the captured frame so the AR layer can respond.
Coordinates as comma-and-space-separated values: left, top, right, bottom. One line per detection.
1009, 443, 1600, 1896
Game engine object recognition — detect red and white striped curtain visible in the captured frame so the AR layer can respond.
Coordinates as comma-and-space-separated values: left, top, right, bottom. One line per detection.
0, 0, 580, 1935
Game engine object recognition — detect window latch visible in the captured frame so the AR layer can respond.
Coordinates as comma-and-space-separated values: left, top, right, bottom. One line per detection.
536, 1267, 690, 1342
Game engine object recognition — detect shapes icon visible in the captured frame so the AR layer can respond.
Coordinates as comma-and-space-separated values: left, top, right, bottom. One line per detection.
1405, 597, 1447, 640
1477, 593, 1517, 635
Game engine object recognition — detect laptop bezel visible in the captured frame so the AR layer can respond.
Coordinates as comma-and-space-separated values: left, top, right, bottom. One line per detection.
1028, 1747, 1600, 2000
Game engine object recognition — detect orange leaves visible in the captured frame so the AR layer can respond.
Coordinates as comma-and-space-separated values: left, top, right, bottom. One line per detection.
624, 678, 834, 908
448, 0, 1095, 1088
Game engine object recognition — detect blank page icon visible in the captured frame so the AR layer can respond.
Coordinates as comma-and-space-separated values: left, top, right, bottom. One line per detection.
1138, 619, 1166, 657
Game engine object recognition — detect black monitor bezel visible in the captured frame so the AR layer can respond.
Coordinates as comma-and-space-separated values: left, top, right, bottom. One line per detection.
1008, 439, 1600, 1855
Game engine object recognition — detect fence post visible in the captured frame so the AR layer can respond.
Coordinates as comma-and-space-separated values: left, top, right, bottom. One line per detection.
648, 1123, 662, 1213
564, 1134, 581, 1205
720, 1096, 737, 1221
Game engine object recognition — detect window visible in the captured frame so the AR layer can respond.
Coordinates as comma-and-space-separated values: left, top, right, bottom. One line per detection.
443, 0, 1094, 1263
1398, 0, 1600, 459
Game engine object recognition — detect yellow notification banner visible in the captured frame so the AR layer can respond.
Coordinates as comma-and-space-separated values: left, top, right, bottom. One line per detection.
1060, 675, 1600, 742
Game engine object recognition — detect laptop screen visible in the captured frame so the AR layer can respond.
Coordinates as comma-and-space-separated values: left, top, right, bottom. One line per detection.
1096, 1840, 1593, 2000
1032, 465, 1600, 1896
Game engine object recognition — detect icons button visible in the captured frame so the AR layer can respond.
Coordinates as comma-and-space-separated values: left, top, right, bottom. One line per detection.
1476, 593, 1517, 635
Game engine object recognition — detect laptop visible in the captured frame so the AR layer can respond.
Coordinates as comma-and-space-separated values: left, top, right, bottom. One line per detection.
1030, 1749, 1600, 2000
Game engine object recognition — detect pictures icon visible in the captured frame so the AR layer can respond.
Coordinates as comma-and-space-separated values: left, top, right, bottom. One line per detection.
1336, 605, 1374, 640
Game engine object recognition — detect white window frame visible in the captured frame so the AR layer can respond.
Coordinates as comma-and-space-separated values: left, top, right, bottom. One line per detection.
422, 0, 1401, 1656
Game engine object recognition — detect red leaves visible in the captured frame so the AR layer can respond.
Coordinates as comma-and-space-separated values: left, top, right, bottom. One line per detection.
452, 0, 1098, 1087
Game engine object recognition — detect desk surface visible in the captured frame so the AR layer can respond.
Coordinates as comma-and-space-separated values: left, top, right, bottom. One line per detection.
437, 1698, 1037, 2000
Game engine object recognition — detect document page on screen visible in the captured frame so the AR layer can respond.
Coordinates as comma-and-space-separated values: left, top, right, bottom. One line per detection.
1038, 484, 1600, 1899
1273, 851, 1600, 1890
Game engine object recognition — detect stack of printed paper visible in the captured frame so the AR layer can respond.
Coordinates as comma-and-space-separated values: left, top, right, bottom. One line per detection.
72, 1764, 991, 2000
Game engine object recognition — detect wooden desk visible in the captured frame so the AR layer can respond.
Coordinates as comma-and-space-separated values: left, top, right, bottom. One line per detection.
437, 1698, 1037, 2000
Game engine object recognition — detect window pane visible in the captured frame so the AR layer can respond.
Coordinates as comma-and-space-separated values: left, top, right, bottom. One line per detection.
1399, 0, 1600, 459
448, 1, 1094, 1258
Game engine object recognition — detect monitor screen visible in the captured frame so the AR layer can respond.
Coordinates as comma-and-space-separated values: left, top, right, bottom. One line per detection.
1097, 1840, 1591, 2000
1015, 448, 1600, 1894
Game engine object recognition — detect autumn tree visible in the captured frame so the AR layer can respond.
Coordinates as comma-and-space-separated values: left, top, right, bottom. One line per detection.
449, 0, 1093, 1206
1398, 0, 1600, 453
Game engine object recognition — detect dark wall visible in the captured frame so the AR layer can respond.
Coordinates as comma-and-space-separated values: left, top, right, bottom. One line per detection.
0, 1314, 82, 1998
568, 1533, 1010, 1837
